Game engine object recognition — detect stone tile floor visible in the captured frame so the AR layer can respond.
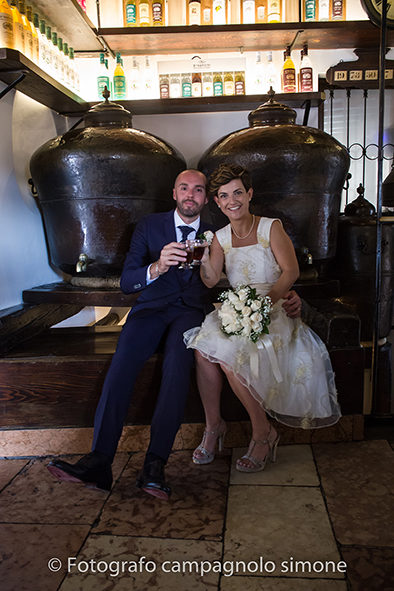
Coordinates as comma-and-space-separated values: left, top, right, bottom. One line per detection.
0, 429, 393, 591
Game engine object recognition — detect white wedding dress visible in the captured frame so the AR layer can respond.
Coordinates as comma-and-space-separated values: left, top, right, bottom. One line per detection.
184, 217, 341, 429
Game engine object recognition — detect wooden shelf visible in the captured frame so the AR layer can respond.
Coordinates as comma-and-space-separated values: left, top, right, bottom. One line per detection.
0, 49, 89, 115
30, 0, 102, 52
87, 92, 325, 116
98, 21, 393, 55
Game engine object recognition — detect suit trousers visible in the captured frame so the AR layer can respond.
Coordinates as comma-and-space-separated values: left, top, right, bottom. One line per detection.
92, 301, 204, 463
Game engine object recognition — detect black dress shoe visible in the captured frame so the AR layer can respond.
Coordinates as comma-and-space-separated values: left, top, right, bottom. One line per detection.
47, 451, 113, 491
136, 458, 171, 501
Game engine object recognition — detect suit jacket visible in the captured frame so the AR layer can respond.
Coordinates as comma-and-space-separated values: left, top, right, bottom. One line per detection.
120, 210, 215, 315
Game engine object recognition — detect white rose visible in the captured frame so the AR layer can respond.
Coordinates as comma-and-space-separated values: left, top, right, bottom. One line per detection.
252, 321, 262, 331
242, 324, 251, 337
228, 291, 239, 304
251, 311, 262, 323
234, 300, 244, 311
203, 230, 214, 245
227, 322, 239, 333
237, 288, 249, 302
241, 306, 251, 316
250, 300, 261, 312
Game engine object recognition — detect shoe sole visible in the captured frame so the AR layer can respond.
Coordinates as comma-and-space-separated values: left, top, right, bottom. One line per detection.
47, 465, 111, 492
141, 486, 170, 501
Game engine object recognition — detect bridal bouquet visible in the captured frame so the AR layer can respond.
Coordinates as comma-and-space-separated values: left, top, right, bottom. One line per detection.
218, 285, 272, 343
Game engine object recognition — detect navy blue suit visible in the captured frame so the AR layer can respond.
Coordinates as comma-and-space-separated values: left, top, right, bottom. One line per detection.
92, 210, 214, 463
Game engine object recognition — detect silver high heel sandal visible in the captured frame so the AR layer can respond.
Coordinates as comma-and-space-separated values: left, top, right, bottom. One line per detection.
236, 426, 280, 473
192, 421, 227, 465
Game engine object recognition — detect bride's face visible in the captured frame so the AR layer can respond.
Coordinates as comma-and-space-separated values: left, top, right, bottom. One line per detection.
214, 178, 253, 221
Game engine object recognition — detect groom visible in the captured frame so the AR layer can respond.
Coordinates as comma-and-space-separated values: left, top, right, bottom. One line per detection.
48, 169, 214, 500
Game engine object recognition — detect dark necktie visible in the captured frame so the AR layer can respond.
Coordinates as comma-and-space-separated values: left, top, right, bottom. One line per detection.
178, 225, 194, 242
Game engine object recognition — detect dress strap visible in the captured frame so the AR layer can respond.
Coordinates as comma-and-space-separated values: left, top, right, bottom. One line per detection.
257, 217, 282, 246
216, 223, 232, 252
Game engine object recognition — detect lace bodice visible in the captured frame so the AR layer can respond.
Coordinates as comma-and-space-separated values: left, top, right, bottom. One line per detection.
216, 217, 282, 295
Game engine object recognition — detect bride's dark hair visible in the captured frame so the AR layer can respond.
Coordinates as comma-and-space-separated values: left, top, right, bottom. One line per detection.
208, 163, 252, 198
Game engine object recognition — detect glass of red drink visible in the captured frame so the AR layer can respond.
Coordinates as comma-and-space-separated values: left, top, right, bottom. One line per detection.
191, 238, 205, 265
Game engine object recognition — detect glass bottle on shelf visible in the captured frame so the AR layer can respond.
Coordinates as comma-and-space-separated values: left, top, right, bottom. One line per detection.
201, 0, 212, 24
138, 0, 151, 25
19, 0, 33, 60
97, 52, 110, 100
303, 0, 316, 21
253, 51, 265, 94
129, 56, 141, 98
212, 0, 227, 24
181, 72, 192, 97
188, 0, 201, 24
38, 19, 49, 71
57, 37, 66, 83
235, 71, 245, 95
213, 71, 223, 95
26, 5, 39, 63
265, 50, 279, 92
170, 72, 181, 97
242, 0, 255, 23
267, 0, 281, 22
63, 42, 72, 89
113, 52, 127, 99
69, 47, 79, 92
255, 0, 267, 23
331, 0, 345, 20
142, 55, 155, 98
281, 45, 296, 93
202, 71, 213, 96
224, 71, 235, 95
283, 0, 299, 21
45, 25, 55, 75
0, 0, 14, 49
124, 0, 138, 26
10, 0, 25, 54
51, 31, 60, 80
159, 73, 169, 98
152, 0, 165, 24
298, 43, 314, 91
192, 71, 202, 96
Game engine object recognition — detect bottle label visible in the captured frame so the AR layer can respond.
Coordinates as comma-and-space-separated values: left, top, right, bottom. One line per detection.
126, 4, 137, 24
332, 0, 344, 19
203, 82, 213, 96
267, 0, 280, 21
305, 0, 316, 20
243, 0, 255, 23
213, 80, 223, 95
318, 0, 329, 20
0, 14, 14, 48
160, 82, 169, 98
114, 75, 127, 98
152, 2, 163, 23
97, 76, 110, 98
257, 5, 266, 21
282, 68, 296, 92
139, 3, 150, 24
212, 0, 226, 24
182, 82, 192, 97
189, 2, 201, 25
224, 80, 234, 95
192, 81, 202, 97
300, 67, 313, 92
202, 8, 211, 23
235, 80, 245, 95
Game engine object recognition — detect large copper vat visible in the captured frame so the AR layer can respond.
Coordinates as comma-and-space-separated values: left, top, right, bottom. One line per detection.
199, 92, 350, 268
30, 97, 186, 277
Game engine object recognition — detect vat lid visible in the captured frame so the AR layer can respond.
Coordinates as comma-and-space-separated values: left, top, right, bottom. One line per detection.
84, 88, 132, 127
344, 184, 376, 217
248, 88, 297, 127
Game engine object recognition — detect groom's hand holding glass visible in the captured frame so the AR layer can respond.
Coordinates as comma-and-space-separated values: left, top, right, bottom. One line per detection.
149, 241, 188, 279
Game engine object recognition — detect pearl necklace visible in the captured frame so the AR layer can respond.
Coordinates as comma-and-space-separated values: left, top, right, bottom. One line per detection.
231, 215, 255, 239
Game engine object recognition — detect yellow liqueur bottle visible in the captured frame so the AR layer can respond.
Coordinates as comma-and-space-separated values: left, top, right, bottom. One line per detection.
124, 0, 137, 26
234, 71, 245, 95
281, 45, 296, 92
152, 0, 164, 24
113, 52, 127, 99
224, 71, 235, 95
267, 0, 281, 22
138, 0, 151, 26
213, 71, 223, 95
0, 0, 14, 49
10, 0, 25, 53
18, 0, 32, 59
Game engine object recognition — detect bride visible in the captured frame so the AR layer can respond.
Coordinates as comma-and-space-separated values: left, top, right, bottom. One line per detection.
184, 164, 341, 472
